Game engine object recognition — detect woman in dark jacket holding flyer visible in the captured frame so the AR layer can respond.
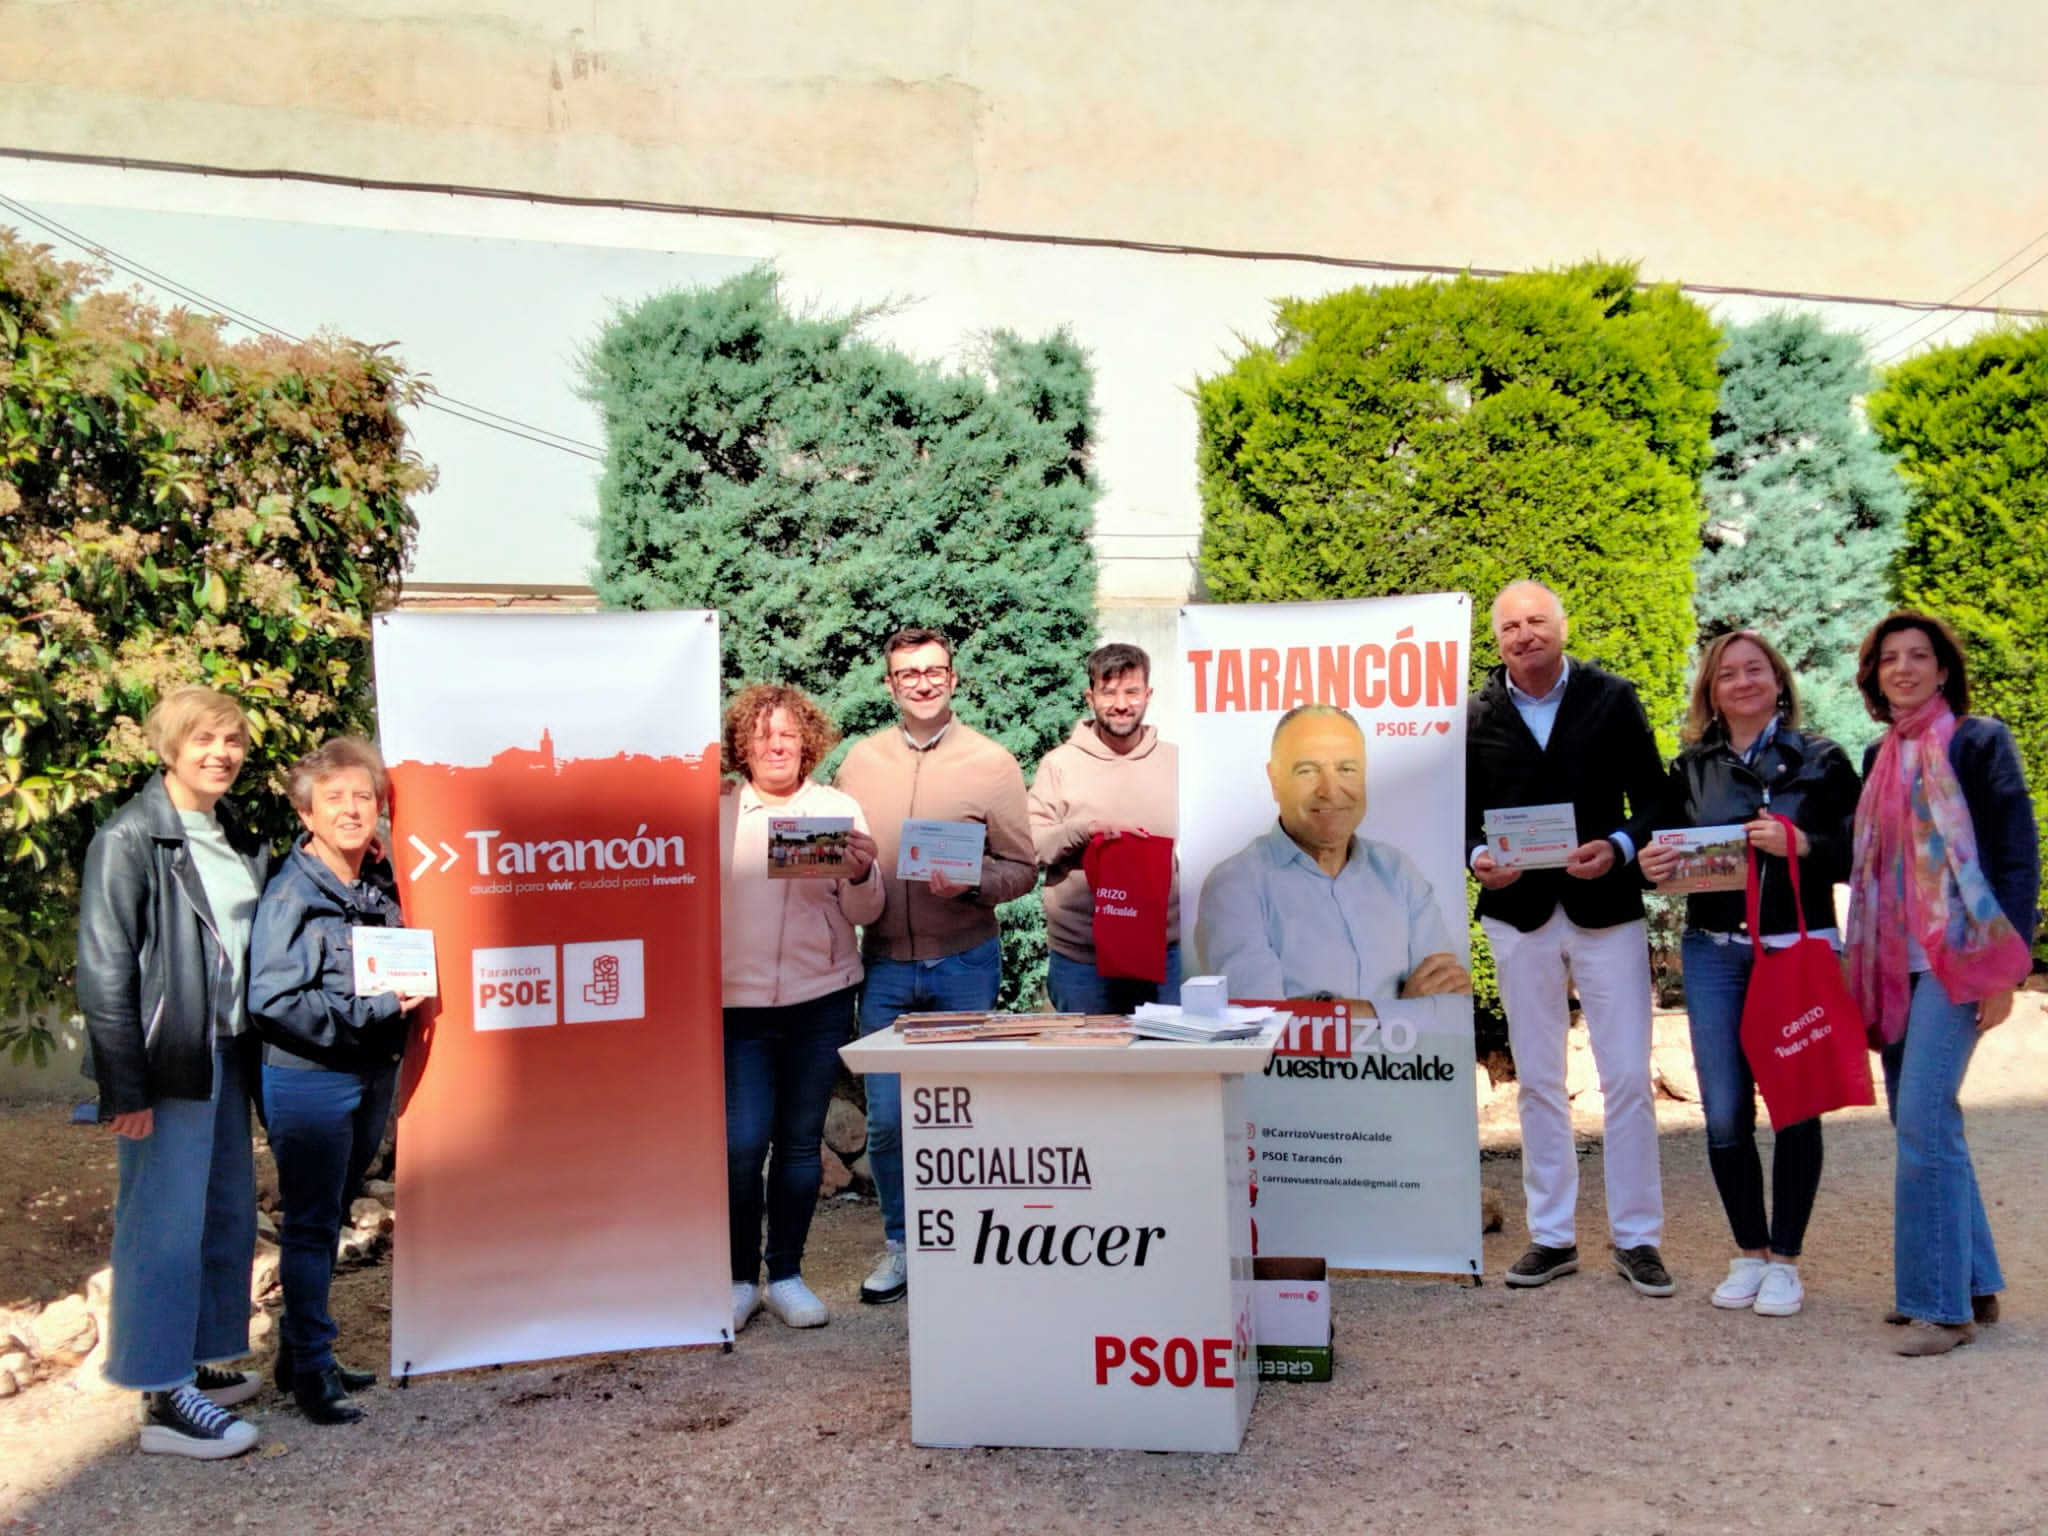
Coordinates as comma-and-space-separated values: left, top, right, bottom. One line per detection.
1641, 630, 1859, 1319
1846, 613, 2036, 1356
247, 737, 427, 1423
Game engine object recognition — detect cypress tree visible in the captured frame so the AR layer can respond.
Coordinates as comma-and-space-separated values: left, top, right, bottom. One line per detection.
583, 266, 1100, 1004
1696, 313, 1907, 754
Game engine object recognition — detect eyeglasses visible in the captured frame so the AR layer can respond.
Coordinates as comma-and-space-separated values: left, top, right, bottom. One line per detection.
889, 665, 953, 687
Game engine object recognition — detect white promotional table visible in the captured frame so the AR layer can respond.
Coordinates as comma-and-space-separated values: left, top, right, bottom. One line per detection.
840, 1026, 1279, 1453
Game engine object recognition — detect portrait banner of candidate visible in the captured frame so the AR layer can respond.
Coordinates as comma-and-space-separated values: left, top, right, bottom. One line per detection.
373, 612, 729, 1373
1180, 596, 1483, 1275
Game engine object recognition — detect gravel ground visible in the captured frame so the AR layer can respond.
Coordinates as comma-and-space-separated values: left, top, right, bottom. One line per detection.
4, 1005, 2046, 1536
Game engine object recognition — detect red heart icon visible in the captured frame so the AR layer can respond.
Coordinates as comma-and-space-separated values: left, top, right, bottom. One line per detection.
1430, 720, 1451, 735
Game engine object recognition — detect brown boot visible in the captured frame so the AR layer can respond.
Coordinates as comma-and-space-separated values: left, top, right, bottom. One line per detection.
1894, 1319, 1977, 1356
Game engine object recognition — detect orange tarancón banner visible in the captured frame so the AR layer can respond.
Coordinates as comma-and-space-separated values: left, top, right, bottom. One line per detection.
373, 612, 728, 1375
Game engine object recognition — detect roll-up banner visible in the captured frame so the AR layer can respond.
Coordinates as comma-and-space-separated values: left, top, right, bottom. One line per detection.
373, 611, 729, 1374
1179, 596, 1483, 1276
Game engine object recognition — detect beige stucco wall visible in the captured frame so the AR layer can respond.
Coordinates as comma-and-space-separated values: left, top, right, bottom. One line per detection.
3, 0, 2044, 311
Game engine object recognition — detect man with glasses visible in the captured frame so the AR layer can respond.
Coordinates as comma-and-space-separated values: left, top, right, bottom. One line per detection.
835, 627, 1036, 1304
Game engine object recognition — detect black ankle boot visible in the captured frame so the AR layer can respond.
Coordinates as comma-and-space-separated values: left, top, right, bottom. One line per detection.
293, 1365, 365, 1425
275, 1343, 375, 1395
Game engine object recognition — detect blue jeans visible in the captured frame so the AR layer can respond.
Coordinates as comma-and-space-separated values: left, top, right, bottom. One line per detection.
857, 936, 1002, 1244
1046, 944, 1182, 1014
262, 1060, 398, 1376
1881, 972, 2004, 1324
106, 1041, 257, 1391
1680, 933, 1824, 1257
726, 986, 857, 1283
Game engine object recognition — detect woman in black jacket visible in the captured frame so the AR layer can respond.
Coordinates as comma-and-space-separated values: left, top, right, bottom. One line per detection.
76, 687, 273, 1458
247, 736, 426, 1423
1640, 631, 1860, 1319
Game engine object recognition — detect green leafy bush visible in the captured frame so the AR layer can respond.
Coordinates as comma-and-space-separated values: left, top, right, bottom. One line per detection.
1697, 314, 1906, 755
583, 266, 1099, 1007
1869, 323, 2048, 924
1, 228, 432, 1046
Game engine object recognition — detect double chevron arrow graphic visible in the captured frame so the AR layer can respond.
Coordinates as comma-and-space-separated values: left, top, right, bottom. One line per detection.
407, 835, 463, 881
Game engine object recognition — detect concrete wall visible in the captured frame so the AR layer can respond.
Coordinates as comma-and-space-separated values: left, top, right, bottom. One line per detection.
3, 1, 2043, 314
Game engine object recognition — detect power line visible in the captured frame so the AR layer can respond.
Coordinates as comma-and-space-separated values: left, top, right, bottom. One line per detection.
0, 192, 607, 461
1865, 223, 2048, 357
3, 143, 2044, 320
1876, 244, 2048, 367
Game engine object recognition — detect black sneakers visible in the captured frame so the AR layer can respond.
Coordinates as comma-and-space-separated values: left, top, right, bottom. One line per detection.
192, 1363, 263, 1408
1612, 1244, 1676, 1297
139, 1383, 259, 1459
1504, 1243, 1580, 1287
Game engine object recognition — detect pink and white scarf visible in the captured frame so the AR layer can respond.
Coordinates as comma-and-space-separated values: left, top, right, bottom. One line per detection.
1847, 698, 2031, 1045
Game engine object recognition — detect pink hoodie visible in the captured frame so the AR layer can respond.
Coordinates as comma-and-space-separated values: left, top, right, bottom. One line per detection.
1027, 721, 1179, 964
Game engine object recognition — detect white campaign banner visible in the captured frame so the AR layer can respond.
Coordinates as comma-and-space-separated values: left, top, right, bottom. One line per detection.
1179, 596, 1483, 1275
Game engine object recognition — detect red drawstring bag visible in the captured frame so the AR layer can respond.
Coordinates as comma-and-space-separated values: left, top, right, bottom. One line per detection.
1738, 815, 1876, 1129
1082, 832, 1175, 983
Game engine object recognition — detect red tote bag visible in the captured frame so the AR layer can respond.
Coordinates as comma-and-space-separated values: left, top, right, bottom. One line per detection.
1737, 815, 1876, 1130
1082, 832, 1175, 983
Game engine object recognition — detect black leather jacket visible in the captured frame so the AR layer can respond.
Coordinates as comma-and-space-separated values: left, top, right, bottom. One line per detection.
1658, 723, 1860, 937
75, 774, 273, 1115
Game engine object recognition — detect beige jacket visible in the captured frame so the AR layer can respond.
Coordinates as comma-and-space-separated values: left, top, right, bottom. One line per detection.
720, 778, 885, 1007
1027, 721, 1179, 963
833, 719, 1036, 962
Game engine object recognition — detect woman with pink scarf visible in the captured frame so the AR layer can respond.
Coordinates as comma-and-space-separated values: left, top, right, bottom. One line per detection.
1846, 612, 2037, 1356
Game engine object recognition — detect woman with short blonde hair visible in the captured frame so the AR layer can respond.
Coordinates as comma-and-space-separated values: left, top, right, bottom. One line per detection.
77, 686, 272, 1457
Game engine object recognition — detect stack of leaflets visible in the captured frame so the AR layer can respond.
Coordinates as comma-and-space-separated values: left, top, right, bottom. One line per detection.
896, 1011, 1130, 1044
1126, 1002, 1278, 1043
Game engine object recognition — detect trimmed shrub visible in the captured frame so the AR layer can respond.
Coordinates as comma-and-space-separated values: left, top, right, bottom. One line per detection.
0, 228, 432, 1055
1697, 314, 1907, 755
1196, 260, 1719, 739
1869, 323, 2048, 921
583, 266, 1100, 1007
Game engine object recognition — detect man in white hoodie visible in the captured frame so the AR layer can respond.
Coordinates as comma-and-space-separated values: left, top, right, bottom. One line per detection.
1027, 643, 1181, 1012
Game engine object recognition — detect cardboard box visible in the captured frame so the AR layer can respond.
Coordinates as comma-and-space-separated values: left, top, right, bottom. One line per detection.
1253, 1256, 1332, 1382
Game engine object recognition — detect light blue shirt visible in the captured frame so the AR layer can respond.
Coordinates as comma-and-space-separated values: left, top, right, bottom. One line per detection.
1196, 823, 1456, 1005
1506, 657, 1572, 748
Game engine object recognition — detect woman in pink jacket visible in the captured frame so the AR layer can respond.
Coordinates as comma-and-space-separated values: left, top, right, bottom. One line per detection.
720, 684, 884, 1332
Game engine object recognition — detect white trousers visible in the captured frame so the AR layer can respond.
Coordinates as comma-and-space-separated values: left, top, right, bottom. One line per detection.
1483, 910, 1663, 1250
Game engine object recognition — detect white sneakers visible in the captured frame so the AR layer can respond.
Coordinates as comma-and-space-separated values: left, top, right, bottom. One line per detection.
736, 1276, 830, 1331
764, 1277, 830, 1329
1711, 1256, 1768, 1308
860, 1241, 909, 1305
1711, 1256, 1803, 1316
732, 1280, 762, 1334
1754, 1261, 1804, 1317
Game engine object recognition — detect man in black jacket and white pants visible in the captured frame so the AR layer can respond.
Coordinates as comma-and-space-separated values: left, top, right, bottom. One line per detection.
1468, 582, 1674, 1297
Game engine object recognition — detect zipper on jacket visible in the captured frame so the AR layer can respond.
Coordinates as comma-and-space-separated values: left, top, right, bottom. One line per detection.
904, 746, 924, 960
